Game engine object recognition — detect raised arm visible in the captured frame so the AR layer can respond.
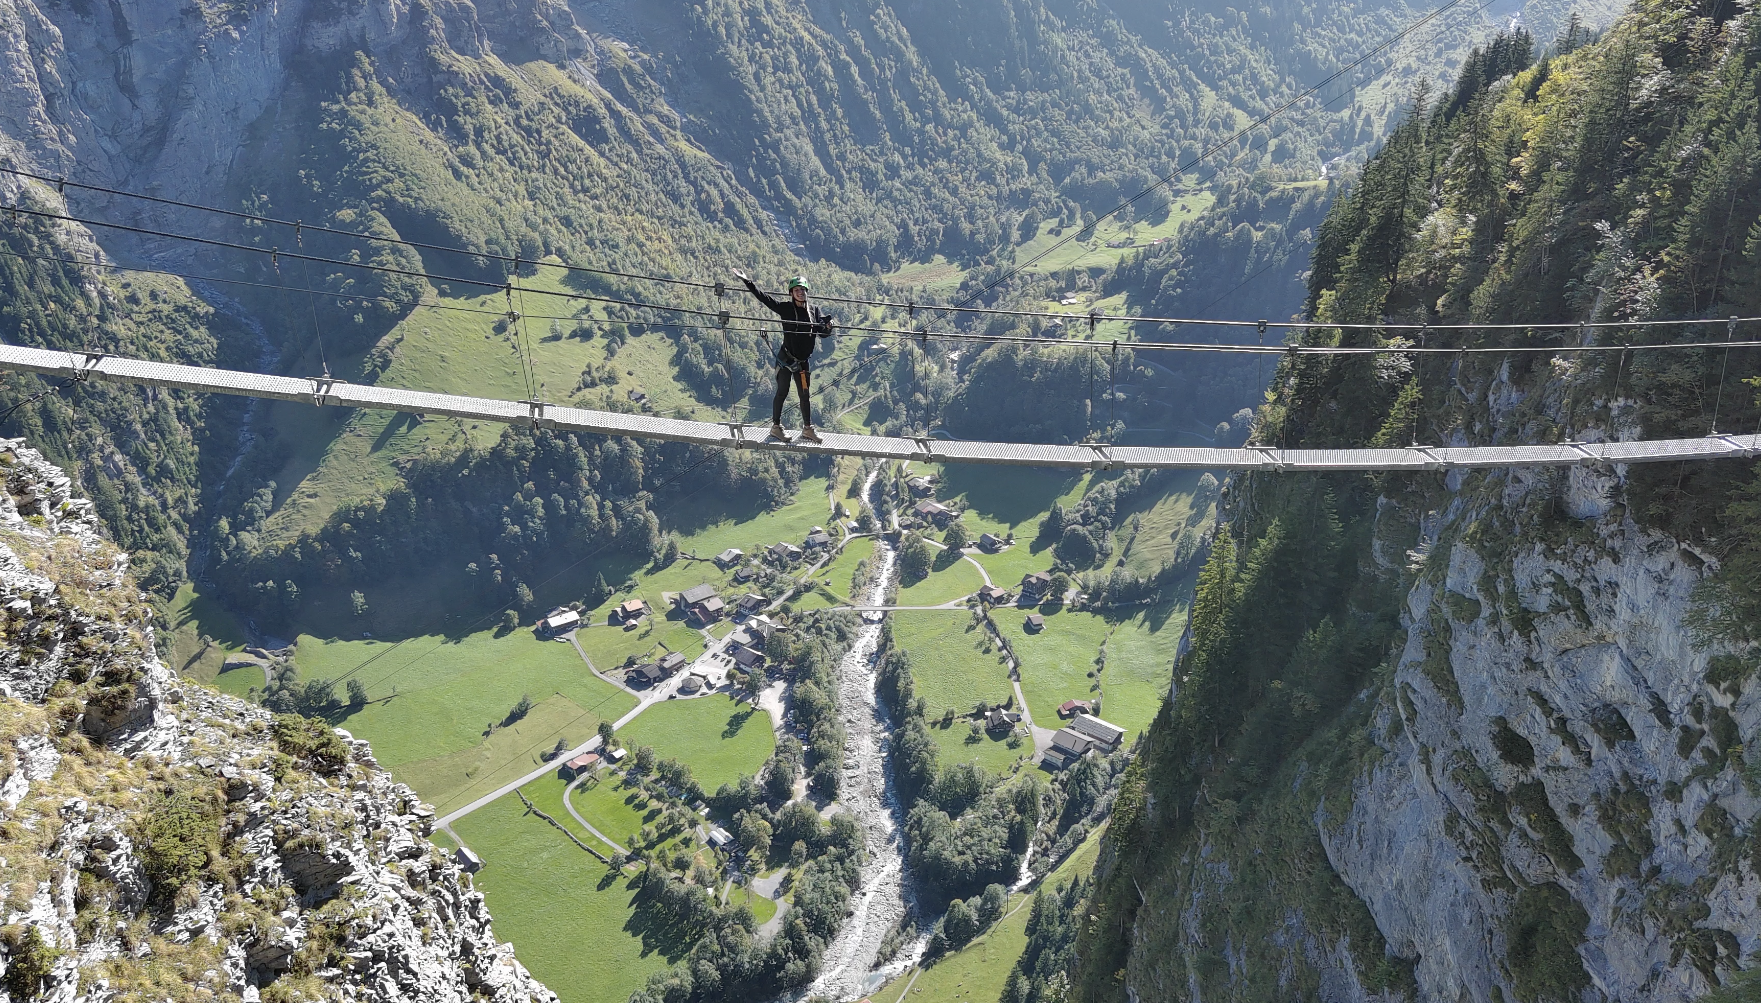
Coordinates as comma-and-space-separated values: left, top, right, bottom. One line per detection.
731, 268, 784, 315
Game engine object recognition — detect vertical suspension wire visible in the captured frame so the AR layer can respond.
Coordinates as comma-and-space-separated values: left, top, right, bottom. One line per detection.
1605, 342, 1629, 459
514, 268, 541, 414
1109, 339, 1118, 434
1709, 315, 1739, 435
504, 255, 537, 407
293, 222, 332, 379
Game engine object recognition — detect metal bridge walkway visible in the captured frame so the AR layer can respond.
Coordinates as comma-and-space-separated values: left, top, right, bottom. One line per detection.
4, 344, 1757, 472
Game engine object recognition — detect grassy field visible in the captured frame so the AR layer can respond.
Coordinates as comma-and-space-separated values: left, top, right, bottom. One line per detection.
163, 582, 251, 686
926, 720, 1027, 776
991, 607, 1111, 725
258, 264, 721, 543
1098, 602, 1187, 740
289, 628, 634, 806
1011, 194, 1216, 277
819, 535, 875, 598
890, 611, 1015, 716
905, 464, 1088, 588
213, 664, 267, 699
738, 886, 777, 926
452, 795, 682, 1003
896, 550, 986, 606
617, 694, 775, 792
524, 773, 597, 845
1114, 471, 1214, 578
873, 824, 1108, 1003
570, 771, 662, 851
403, 694, 612, 814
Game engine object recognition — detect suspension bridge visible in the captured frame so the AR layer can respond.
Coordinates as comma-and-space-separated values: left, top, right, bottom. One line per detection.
4, 343, 1756, 473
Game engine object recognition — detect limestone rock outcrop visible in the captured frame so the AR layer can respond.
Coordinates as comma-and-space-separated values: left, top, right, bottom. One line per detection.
0, 438, 556, 1002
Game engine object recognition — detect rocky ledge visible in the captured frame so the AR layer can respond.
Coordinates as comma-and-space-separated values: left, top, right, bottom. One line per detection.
0, 438, 556, 1002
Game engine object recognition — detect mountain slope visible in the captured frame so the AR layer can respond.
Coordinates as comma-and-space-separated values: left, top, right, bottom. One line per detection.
1077, 4, 1761, 1000
0, 438, 549, 1002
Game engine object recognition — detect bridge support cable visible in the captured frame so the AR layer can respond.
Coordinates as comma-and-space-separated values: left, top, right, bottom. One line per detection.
4, 344, 1758, 474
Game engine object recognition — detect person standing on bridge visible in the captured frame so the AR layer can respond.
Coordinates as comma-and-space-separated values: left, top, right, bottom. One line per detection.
732, 269, 835, 443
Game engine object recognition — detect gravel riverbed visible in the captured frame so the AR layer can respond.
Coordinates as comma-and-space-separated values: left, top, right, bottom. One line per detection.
809, 468, 927, 1001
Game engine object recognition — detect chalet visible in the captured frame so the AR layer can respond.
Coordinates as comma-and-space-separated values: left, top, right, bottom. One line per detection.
978, 533, 1004, 552
606, 747, 628, 764
913, 500, 953, 526
1041, 728, 1093, 769
977, 585, 1010, 605
707, 827, 734, 849
627, 388, 648, 403
804, 527, 833, 550
730, 645, 766, 670
1025, 613, 1046, 632
985, 708, 1022, 732
906, 475, 937, 496
733, 566, 758, 584
631, 663, 666, 687
767, 542, 805, 563
562, 753, 600, 778
613, 598, 650, 624
680, 583, 726, 623
658, 651, 688, 675
1057, 699, 1093, 718
455, 847, 483, 873
746, 615, 778, 640
539, 609, 580, 636
679, 674, 705, 695
714, 548, 744, 569
737, 593, 769, 614
1069, 714, 1126, 753
1020, 571, 1054, 596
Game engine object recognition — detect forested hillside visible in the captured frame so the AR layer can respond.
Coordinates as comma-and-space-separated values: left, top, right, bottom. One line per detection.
1077, 3, 1761, 1000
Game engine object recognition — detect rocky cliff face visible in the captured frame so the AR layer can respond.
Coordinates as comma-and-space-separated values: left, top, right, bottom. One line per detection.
0, 0, 589, 211
0, 437, 554, 1002
1327, 456, 1754, 1001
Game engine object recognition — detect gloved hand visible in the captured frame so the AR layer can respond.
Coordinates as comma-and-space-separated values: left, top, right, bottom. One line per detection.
731, 267, 751, 283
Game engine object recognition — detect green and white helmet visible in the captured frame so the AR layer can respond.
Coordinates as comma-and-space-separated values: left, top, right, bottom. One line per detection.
787, 275, 811, 291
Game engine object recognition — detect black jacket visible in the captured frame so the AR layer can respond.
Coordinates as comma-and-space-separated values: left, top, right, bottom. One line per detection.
742, 279, 833, 367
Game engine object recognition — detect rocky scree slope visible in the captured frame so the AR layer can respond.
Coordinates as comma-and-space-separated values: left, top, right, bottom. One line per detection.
0, 437, 553, 1002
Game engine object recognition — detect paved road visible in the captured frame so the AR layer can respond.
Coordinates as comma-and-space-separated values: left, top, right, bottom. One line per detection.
437, 692, 653, 826
562, 772, 629, 854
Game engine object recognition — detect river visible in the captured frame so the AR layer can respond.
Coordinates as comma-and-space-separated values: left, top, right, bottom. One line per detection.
809, 465, 926, 1000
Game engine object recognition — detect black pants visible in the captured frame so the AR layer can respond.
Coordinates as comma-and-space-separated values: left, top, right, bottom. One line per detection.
773, 366, 811, 425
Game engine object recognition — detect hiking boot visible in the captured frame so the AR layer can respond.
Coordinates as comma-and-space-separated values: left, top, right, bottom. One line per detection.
798, 424, 824, 444
767, 423, 791, 442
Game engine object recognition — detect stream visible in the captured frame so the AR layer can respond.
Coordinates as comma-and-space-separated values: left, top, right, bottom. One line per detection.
808, 466, 927, 1000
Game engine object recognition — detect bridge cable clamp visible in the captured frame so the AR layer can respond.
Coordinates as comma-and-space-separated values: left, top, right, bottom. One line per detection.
911, 437, 934, 462
1711, 434, 1757, 459
1560, 441, 1601, 465
725, 422, 750, 450
528, 399, 554, 429
1084, 442, 1114, 470
1246, 445, 1287, 471
1405, 444, 1446, 471
309, 376, 337, 407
